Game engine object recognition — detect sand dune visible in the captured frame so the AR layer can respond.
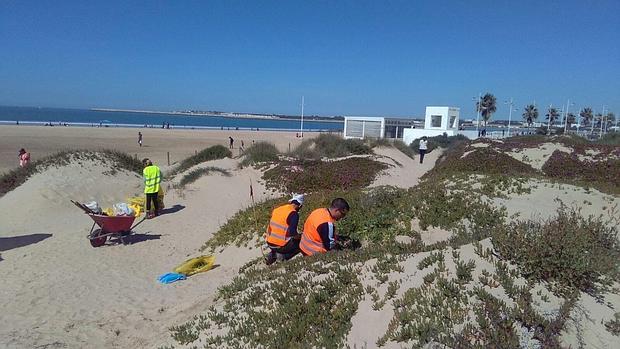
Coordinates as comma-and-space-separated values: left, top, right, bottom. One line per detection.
1, 133, 618, 348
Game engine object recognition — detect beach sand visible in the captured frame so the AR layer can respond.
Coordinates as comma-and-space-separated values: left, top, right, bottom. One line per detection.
0, 125, 317, 175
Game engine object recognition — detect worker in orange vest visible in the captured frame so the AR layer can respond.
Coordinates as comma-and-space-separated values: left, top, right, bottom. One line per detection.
265, 194, 305, 265
300, 198, 350, 256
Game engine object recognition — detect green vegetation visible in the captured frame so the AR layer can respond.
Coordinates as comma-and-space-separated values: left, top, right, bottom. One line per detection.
0, 149, 143, 198
289, 133, 372, 159
542, 150, 620, 193
169, 145, 231, 176
392, 140, 416, 159
263, 157, 388, 193
176, 167, 231, 188
408, 133, 468, 154
202, 186, 417, 251
522, 104, 539, 128
165, 134, 619, 348
238, 141, 279, 168
605, 312, 620, 336
477, 92, 497, 127
596, 132, 620, 145
492, 206, 620, 297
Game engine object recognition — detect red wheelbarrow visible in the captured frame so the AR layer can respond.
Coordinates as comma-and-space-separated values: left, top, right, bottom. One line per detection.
72, 200, 147, 247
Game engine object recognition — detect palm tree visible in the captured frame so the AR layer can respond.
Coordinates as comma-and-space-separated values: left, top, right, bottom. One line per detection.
545, 107, 560, 127
579, 107, 593, 130
522, 104, 538, 129
476, 93, 497, 128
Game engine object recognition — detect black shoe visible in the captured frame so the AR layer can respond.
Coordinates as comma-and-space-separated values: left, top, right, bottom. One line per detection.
265, 253, 277, 266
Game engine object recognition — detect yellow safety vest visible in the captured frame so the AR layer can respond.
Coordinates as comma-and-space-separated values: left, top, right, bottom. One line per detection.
143, 165, 161, 194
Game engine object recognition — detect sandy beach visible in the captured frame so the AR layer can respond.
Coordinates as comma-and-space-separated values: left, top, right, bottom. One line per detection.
0, 125, 318, 175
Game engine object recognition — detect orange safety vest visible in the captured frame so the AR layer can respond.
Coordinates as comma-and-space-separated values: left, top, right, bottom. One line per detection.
266, 204, 297, 247
300, 208, 335, 256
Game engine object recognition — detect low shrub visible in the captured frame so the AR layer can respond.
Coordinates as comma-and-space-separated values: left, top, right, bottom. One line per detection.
169, 145, 231, 176
427, 146, 537, 184
411, 179, 506, 243
289, 134, 372, 159
542, 150, 620, 192
365, 137, 392, 148
409, 134, 469, 154
263, 157, 388, 193
171, 255, 364, 348
238, 141, 279, 168
492, 206, 620, 296
596, 132, 620, 145
393, 140, 416, 159
202, 186, 417, 251
176, 167, 231, 188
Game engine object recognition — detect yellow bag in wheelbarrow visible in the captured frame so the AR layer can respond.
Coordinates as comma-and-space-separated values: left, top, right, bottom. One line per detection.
174, 255, 216, 276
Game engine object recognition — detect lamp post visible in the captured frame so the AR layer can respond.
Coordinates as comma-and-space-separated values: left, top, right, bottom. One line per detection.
300, 96, 304, 138
473, 93, 481, 133
547, 104, 553, 134
600, 105, 606, 138
563, 99, 574, 133
504, 97, 514, 137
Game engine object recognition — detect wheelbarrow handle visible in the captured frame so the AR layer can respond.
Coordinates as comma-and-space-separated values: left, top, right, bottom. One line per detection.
130, 216, 148, 231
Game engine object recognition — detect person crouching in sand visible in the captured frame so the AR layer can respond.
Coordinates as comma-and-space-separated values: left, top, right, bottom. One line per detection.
299, 198, 350, 256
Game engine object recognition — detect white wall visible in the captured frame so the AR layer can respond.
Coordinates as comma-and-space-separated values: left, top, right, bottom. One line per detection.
402, 128, 478, 145
424, 106, 460, 130
343, 116, 385, 139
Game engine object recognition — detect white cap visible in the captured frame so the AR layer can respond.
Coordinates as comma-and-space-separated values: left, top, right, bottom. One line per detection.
289, 194, 305, 205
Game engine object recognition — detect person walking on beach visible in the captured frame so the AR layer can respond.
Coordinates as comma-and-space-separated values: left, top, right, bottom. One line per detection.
142, 158, 162, 219
18, 148, 30, 168
300, 198, 350, 256
138, 132, 143, 147
418, 137, 428, 164
229, 136, 234, 149
265, 194, 305, 265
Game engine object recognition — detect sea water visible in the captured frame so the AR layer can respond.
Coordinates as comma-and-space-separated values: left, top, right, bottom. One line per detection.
0, 106, 344, 131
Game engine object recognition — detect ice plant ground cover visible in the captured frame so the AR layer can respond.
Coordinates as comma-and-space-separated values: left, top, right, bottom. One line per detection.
162, 135, 620, 348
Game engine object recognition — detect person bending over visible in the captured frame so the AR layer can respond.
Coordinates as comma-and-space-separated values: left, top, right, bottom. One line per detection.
300, 198, 350, 256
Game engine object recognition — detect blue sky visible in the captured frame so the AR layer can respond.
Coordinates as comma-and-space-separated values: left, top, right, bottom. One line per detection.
1, 1, 618, 119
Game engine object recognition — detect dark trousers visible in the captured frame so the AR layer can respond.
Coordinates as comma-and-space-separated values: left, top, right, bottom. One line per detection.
268, 238, 301, 261
419, 149, 426, 164
146, 192, 159, 213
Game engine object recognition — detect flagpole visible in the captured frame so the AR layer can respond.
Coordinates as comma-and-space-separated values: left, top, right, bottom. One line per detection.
300, 96, 304, 138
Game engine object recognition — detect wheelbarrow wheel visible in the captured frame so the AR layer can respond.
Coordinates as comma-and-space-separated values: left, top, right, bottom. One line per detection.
90, 228, 107, 247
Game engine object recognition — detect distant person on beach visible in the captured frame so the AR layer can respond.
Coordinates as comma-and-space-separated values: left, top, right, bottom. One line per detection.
299, 198, 350, 256
229, 136, 234, 149
418, 137, 428, 164
142, 158, 162, 219
18, 148, 30, 168
240, 140, 245, 153
265, 194, 305, 265
138, 132, 143, 147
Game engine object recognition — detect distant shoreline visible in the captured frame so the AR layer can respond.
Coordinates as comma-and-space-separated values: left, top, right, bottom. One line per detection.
91, 108, 344, 123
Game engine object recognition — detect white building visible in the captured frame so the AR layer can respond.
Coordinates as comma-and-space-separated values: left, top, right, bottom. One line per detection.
343, 116, 418, 139
403, 106, 477, 145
